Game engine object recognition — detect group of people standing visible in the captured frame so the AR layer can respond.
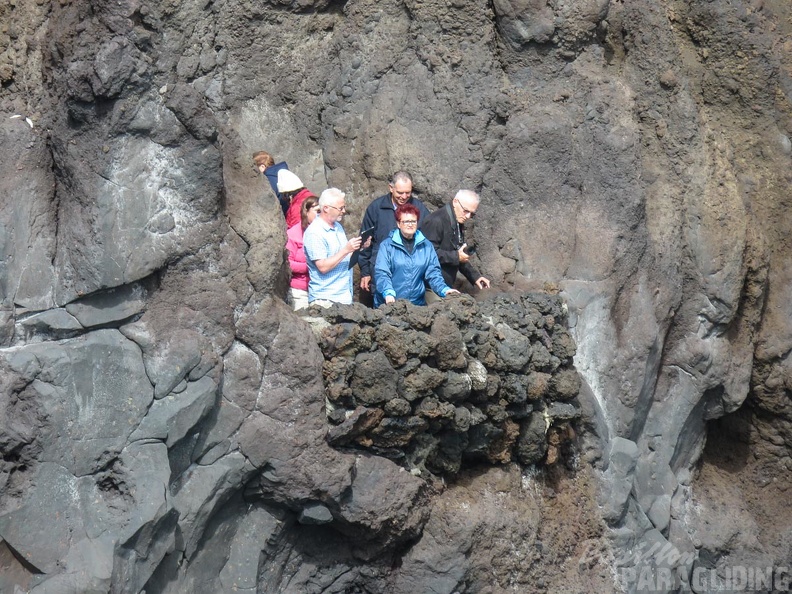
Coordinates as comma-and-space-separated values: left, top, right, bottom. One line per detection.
254, 152, 490, 310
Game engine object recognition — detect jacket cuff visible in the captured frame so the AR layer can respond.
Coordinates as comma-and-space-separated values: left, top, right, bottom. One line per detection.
384, 289, 396, 298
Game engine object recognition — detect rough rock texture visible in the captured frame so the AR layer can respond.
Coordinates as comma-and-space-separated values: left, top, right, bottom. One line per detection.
2, 0, 792, 591
311, 295, 580, 476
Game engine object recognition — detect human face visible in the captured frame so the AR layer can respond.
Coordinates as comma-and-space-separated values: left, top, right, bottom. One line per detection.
323, 201, 346, 222
397, 215, 418, 240
389, 179, 413, 207
306, 204, 321, 225
453, 197, 478, 223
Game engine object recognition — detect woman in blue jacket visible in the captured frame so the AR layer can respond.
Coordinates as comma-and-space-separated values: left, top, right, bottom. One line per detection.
374, 204, 459, 306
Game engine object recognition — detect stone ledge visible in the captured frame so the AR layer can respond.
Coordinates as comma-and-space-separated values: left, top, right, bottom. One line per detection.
302, 293, 581, 476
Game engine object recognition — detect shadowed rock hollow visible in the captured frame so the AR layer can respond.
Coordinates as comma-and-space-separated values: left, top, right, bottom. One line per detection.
2, 0, 792, 592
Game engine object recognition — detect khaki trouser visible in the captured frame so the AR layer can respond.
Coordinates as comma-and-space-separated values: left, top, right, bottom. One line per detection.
290, 288, 309, 311
310, 299, 337, 309
424, 289, 442, 304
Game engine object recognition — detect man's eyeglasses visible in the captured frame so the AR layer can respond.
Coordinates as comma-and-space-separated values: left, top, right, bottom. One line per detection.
326, 205, 346, 212
454, 198, 476, 217
399, 219, 418, 226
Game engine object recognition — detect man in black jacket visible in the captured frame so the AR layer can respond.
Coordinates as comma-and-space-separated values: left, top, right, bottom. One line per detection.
357, 171, 430, 297
421, 189, 490, 300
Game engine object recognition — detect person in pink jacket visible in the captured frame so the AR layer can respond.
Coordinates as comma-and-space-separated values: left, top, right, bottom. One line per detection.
286, 196, 321, 310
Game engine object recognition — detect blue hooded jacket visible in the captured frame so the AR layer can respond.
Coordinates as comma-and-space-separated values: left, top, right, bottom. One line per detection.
374, 229, 451, 306
357, 193, 431, 279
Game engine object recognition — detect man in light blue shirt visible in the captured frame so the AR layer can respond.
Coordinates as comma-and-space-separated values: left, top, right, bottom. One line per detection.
303, 188, 363, 306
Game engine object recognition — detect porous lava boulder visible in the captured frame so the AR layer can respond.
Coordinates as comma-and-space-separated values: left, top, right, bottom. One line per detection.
306, 293, 581, 476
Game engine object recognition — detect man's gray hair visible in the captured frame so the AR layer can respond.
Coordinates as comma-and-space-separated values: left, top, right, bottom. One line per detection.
454, 189, 480, 204
390, 171, 413, 185
319, 187, 345, 206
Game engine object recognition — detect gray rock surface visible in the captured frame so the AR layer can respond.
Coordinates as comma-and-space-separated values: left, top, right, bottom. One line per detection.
64, 283, 147, 328
2, 0, 792, 591
14, 308, 83, 344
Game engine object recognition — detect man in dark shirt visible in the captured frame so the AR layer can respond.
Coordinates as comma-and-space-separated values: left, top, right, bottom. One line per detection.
357, 171, 430, 298
421, 189, 490, 300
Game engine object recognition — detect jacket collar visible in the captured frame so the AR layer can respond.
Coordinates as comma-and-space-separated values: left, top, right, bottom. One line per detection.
390, 228, 426, 247
314, 216, 339, 231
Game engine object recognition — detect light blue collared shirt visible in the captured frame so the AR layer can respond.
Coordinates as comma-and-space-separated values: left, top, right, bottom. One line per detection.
303, 218, 353, 304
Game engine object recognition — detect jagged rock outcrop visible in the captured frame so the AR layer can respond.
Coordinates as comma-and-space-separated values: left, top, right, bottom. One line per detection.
309, 295, 580, 475
2, 0, 792, 592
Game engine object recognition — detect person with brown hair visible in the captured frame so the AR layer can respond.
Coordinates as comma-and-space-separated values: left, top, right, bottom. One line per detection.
285, 196, 321, 310
253, 150, 290, 215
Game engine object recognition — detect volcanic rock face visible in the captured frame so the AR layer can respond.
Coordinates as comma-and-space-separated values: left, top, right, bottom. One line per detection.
312, 295, 580, 475
2, 0, 792, 592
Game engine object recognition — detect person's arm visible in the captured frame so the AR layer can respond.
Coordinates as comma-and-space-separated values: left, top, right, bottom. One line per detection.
313, 239, 360, 273
374, 241, 396, 304
286, 237, 309, 276
304, 228, 362, 274
459, 259, 482, 286
422, 215, 459, 267
290, 259, 309, 276
459, 259, 490, 288
424, 245, 452, 297
357, 205, 377, 287
264, 162, 290, 215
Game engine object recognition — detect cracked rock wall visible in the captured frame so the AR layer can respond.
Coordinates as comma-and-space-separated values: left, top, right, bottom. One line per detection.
2, 0, 792, 592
